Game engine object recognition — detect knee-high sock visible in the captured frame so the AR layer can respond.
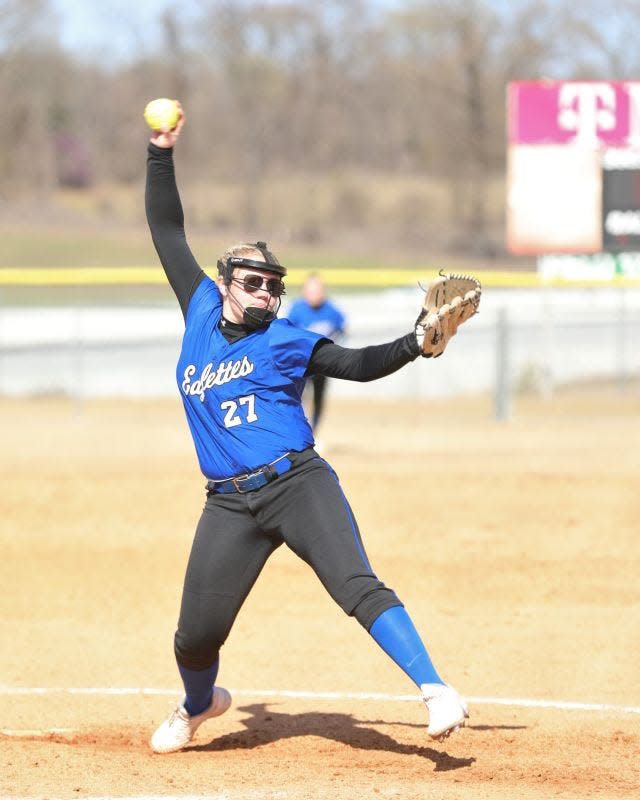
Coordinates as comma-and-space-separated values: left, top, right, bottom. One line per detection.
369, 605, 444, 687
177, 657, 219, 716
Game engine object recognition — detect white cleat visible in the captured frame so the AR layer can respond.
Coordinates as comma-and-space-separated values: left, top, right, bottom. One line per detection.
420, 682, 469, 741
150, 686, 232, 753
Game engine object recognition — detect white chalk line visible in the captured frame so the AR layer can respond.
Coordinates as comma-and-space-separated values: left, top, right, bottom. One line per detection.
0, 727, 75, 737
0, 685, 638, 715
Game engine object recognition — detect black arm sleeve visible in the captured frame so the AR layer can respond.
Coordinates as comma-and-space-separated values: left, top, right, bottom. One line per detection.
145, 143, 205, 318
306, 332, 421, 381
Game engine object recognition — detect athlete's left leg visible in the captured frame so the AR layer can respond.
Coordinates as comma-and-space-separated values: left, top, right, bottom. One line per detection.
255, 455, 468, 739
252, 456, 446, 688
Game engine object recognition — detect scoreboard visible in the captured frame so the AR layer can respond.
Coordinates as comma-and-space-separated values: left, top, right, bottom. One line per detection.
507, 81, 640, 258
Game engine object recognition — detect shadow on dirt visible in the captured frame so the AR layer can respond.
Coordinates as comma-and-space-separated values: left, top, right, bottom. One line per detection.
188, 702, 476, 771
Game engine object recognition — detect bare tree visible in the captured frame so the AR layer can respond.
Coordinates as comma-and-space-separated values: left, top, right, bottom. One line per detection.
0, 0, 60, 199
4, 0, 640, 254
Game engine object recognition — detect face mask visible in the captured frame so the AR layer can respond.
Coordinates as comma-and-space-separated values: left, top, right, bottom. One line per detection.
242, 306, 277, 329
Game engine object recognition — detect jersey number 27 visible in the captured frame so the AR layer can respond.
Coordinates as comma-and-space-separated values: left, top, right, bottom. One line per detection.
221, 395, 258, 428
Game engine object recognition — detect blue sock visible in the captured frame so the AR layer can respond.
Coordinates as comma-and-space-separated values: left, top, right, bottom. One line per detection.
369, 606, 444, 688
177, 658, 219, 716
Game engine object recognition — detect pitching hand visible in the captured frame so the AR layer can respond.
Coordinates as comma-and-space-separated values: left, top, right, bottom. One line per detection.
149, 101, 185, 149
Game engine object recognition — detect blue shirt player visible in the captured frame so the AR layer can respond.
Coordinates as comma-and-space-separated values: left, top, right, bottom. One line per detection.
287, 274, 346, 432
145, 101, 469, 754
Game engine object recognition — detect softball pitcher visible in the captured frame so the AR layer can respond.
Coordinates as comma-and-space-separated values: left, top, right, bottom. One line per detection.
145, 102, 470, 754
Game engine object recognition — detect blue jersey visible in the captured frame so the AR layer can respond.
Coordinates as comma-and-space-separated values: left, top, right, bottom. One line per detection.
287, 298, 346, 340
177, 276, 324, 480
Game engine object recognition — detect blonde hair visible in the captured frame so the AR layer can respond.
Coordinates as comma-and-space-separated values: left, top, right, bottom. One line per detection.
220, 242, 281, 266
217, 241, 284, 284
221, 243, 266, 263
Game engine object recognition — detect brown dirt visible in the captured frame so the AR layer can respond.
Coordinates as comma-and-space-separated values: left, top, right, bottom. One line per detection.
1, 389, 638, 799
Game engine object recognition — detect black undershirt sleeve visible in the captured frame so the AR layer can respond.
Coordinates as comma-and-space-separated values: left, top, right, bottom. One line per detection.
306, 333, 421, 382
145, 143, 205, 319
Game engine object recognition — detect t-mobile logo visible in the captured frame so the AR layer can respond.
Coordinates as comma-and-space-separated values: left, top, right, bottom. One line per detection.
557, 83, 616, 145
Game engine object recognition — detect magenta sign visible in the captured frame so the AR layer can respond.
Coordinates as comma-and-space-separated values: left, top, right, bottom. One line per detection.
508, 81, 640, 147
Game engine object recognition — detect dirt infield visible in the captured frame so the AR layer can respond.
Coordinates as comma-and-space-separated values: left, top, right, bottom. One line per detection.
1, 388, 638, 799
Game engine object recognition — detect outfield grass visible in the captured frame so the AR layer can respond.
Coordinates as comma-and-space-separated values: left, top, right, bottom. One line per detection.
0, 170, 511, 272
0, 226, 170, 269
0, 224, 477, 271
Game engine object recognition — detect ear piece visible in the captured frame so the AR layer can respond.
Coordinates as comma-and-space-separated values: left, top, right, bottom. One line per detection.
217, 258, 234, 286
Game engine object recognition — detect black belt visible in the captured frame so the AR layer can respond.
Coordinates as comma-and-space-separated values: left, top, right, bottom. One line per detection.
207, 452, 296, 495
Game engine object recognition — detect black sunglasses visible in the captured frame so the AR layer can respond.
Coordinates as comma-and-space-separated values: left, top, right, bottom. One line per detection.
232, 275, 286, 297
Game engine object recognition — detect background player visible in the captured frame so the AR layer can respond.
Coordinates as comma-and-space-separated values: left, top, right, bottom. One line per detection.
144, 102, 469, 754
287, 273, 346, 434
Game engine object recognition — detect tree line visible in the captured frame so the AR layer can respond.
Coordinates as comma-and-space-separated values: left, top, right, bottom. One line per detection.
1, 0, 638, 256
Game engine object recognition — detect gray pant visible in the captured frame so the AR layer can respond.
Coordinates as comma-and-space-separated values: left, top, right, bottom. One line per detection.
174, 452, 401, 670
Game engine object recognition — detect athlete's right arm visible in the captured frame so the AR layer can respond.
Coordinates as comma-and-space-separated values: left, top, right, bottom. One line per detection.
145, 142, 205, 319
